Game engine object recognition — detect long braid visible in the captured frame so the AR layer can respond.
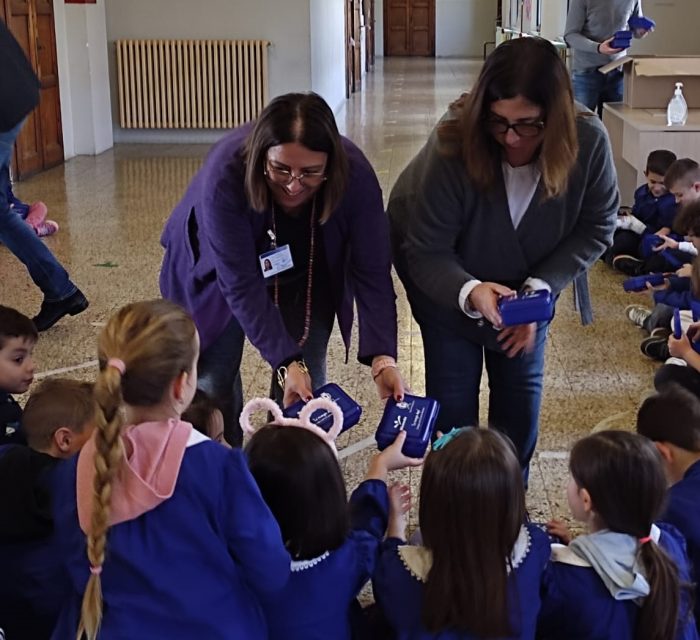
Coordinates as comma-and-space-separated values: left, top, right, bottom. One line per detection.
77, 366, 125, 639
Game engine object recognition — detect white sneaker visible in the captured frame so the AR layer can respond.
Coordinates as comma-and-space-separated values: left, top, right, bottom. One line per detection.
625, 304, 652, 327
664, 357, 688, 367
616, 215, 646, 235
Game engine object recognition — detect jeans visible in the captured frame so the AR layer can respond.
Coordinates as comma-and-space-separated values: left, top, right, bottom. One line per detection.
418, 316, 548, 476
0, 122, 75, 301
572, 68, 623, 116
197, 303, 334, 447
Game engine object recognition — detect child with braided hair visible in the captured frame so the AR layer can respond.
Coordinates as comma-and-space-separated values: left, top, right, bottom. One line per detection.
50, 299, 289, 639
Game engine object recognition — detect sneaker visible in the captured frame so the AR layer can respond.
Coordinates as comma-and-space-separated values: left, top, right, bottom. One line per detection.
613, 255, 643, 276
625, 304, 652, 328
25, 201, 48, 227
664, 357, 688, 367
650, 327, 672, 339
34, 220, 59, 238
640, 335, 670, 362
32, 289, 89, 332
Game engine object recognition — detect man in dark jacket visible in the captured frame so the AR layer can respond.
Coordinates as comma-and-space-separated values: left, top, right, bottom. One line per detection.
0, 19, 87, 331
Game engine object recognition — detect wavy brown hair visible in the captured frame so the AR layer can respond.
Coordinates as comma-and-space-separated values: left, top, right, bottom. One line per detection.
242, 92, 348, 223
419, 427, 526, 636
439, 37, 579, 200
77, 300, 197, 640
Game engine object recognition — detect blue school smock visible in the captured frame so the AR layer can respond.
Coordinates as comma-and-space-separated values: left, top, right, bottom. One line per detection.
0, 445, 68, 639
372, 523, 550, 639
632, 184, 677, 232
664, 460, 700, 629
260, 479, 389, 640
537, 523, 698, 640
50, 435, 290, 640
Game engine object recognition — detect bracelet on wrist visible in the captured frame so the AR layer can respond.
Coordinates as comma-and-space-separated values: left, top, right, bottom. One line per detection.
371, 356, 397, 380
276, 359, 310, 390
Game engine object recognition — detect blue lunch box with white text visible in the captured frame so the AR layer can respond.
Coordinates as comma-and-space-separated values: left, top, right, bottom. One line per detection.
283, 383, 361, 433
375, 394, 440, 458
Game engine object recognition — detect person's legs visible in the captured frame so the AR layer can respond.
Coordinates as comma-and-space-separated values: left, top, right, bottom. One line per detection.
642, 303, 674, 333
418, 319, 484, 436
484, 322, 549, 476
571, 70, 604, 114
604, 229, 642, 265
197, 317, 245, 447
601, 68, 624, 106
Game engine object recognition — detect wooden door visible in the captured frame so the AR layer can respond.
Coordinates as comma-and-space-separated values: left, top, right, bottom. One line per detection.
345, 0, 362, 96
384, 0, 434, 57
3, 0, 63, 180
364, 0, 374, 70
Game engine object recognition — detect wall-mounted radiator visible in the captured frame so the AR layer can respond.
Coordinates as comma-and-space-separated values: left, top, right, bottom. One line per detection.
115, 39, 270, 129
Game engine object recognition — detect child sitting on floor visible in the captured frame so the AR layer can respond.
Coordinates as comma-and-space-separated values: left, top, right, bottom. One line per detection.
242, 396, 422, 640
373, 427, 551, 639
0, 305, 37, 445
541, 430, 697, 639
0, 377, 95, 639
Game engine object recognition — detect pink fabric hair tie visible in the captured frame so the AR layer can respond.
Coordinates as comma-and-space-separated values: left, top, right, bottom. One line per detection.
90, 565, 103, 576
106, 358, 126, 375
639, 536, 652, 545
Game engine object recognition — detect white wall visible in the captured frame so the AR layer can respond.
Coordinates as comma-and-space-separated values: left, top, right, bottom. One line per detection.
310, 0, 346, 113
628, 0, 700, 56
104, 0, 314, 142
436, 0, 497, 58
540, 0, 567, 41
376, 0, 384, 56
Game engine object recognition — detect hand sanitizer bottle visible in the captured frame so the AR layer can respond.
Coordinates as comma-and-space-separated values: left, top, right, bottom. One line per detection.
667, 82, 688, 126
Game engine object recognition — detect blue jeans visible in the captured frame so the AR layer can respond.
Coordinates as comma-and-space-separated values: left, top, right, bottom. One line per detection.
572, 68, 623, 116
0, 122, 75, 301
197, 307, 334, 447
419, 317, 548, 476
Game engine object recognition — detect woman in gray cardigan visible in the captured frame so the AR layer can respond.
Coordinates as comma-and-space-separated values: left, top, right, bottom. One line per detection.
388, 37, 619, 475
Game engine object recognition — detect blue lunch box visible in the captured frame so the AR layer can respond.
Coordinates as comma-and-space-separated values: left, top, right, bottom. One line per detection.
283, 383, 362, 433
375, 394, 440, 458
622, 273, 665, 292
498, 289, 554, 326
628, 15, 655, 31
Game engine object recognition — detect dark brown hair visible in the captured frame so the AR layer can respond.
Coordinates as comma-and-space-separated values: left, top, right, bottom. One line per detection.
181, 388, 221, 439
245, 424, 349, 560
22, 378, 94, 451
672, 200, 700, 237
78, 299, 197, 640
0, 305, 37, 349
242, 92, 348, 223
419, 427, 526, 636
665, 158, 700, 191
637, 385, 700, 452
570, 431, 681, 640
646, 150, 677, 177
438, 37, 578, 200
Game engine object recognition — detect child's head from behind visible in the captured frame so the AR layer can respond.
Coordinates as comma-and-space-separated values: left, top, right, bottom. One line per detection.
665, 158, 700, 205
23, 378, 95, 458
419, 427, 525, 637
181, 389, 228, 446
645, 149, 676, 197
0, 305, 37, 395
637, 384, 700, 483
245, 424, 348, 560
568, 430, 665, 534
673, 200, 700, 252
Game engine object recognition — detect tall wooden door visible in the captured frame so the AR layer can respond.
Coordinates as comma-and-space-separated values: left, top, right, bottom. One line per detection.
3, 0, 63, 180
364, 0, 374, 71
384, 0, 435, 57
345, 0, 362, 97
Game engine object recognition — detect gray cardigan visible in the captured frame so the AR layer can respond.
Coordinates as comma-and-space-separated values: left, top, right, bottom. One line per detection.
388, 111, 619, 344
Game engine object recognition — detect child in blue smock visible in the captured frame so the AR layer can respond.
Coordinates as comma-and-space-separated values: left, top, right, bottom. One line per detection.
637, 385, 700, 632
373, 427, 551, 640
241, 396, 423, 640
541, 430, 698, 640
50, 300, 290, 640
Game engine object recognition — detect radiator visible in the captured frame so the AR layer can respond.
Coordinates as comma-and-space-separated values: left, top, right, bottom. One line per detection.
115, 39, 271, 129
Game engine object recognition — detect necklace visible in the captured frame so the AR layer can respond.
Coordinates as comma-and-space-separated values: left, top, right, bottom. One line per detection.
270, 198, 316, 347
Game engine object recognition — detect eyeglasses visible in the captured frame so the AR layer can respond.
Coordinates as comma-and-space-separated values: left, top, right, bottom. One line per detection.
264, 163, 327, 188
486, 118, 545, 138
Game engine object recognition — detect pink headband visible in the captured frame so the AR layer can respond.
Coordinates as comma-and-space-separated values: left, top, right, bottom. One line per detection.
106, 358, 126, 375
240, 397, 343, 455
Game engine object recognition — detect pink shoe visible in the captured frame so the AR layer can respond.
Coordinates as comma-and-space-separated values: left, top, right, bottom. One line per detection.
35, 220, 59, 237
25, 201, 48, 227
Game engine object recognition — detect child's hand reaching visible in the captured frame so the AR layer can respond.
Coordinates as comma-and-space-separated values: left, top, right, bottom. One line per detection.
546, 519, 573, 545
366, 431, 424, 482
668, 332, 694, 360
387, 483, 411, 540
652, 235, 679, 252
677, 263, 692, 278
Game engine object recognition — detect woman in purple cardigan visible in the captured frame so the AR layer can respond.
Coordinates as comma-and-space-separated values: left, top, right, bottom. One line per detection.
160, 93, 403, 445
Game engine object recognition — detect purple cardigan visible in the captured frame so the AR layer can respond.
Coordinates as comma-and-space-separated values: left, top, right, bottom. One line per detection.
159, 124, 397, 369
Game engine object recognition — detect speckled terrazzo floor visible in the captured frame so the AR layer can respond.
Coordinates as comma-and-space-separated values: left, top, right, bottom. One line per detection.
1, 56, 656, 538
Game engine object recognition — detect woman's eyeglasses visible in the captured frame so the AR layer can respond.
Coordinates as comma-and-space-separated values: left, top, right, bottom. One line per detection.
486, 118, 545, 138
264, 163, 327, 187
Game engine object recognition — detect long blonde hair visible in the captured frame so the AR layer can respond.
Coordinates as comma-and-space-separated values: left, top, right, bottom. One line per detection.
439, 37, 579, 200
77, 299, 196, 640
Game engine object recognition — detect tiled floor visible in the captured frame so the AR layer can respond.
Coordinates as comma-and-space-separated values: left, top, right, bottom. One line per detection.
1, 57, 657, 532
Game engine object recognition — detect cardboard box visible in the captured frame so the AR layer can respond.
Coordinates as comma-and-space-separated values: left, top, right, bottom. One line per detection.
599, 56, 700, 109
